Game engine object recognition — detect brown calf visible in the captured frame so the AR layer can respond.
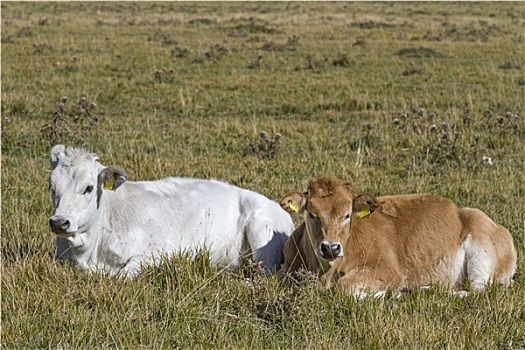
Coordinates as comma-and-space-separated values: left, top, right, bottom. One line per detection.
280, 175, 517, 297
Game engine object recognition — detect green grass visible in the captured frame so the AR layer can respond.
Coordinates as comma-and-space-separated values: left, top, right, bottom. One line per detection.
2, 2, 524, 348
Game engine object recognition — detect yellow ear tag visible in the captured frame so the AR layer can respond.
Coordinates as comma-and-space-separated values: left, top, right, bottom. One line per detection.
359, 205, 371, 218
104, 178, 115, 191
289, 202, 299, 213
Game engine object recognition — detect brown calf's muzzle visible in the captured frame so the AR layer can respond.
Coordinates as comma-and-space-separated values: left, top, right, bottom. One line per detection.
318, 241, 343, 260
313, 219, 345, 260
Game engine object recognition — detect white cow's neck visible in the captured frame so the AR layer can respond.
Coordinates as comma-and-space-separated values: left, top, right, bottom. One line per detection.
68, 192, 109, 272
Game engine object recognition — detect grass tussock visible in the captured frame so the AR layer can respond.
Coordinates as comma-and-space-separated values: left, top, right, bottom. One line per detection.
2, 2, 525, 349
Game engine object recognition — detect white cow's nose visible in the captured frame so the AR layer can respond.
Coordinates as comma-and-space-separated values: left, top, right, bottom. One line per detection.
49, 217, 70, 233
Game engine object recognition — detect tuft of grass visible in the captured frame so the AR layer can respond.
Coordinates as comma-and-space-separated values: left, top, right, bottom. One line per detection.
395, 46, 445, 58
40, 96, 101, 147
243, 131, 285, 159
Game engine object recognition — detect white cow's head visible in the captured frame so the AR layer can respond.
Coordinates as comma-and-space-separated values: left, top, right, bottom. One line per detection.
48, 145, 127, 236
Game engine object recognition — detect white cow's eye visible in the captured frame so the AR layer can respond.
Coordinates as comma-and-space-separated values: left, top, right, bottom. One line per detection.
83, 185, 94, 195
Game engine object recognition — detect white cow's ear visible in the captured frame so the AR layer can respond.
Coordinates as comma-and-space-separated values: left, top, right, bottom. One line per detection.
280, 192, 307, 215
50, 144, 66, 170
96, 166, 127, 208
97, 166, 127, 192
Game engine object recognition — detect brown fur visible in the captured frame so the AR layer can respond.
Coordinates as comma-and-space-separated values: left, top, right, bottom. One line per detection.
280, 175, 517, 296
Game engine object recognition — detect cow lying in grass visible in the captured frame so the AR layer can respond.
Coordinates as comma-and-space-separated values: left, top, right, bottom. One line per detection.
48, 144, 294, 277
279, 175, 517, 298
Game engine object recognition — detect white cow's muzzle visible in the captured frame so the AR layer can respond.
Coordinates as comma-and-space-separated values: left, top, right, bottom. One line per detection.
49, 215, 78, 235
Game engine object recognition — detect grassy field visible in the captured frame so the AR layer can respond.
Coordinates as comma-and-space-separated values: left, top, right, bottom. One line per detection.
2, 2, 524, 349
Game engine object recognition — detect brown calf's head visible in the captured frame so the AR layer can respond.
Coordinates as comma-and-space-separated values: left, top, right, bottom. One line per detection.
281, 175, 378, 261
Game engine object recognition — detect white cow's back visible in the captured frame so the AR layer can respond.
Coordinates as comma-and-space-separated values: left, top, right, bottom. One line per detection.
97, 178, 293, 274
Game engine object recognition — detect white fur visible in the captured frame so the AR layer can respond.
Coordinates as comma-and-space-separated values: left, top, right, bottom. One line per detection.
462, 233, 496, 289
449, 237, 468, 288
49, 145, 294, 277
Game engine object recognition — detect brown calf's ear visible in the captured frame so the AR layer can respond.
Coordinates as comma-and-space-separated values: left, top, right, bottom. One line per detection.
280, 192, 307, 215
354, 193, 379, 218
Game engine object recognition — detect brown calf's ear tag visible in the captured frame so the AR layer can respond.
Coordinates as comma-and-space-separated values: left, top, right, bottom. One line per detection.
359, 204, 371, 218
288, 201, 299, 213
104, 178, 116, 191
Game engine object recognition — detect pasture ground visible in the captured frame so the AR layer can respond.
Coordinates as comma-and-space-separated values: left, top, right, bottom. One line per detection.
2, 2, 524, 349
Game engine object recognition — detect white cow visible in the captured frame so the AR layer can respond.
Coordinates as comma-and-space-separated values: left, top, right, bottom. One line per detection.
48, 144, 295, 277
